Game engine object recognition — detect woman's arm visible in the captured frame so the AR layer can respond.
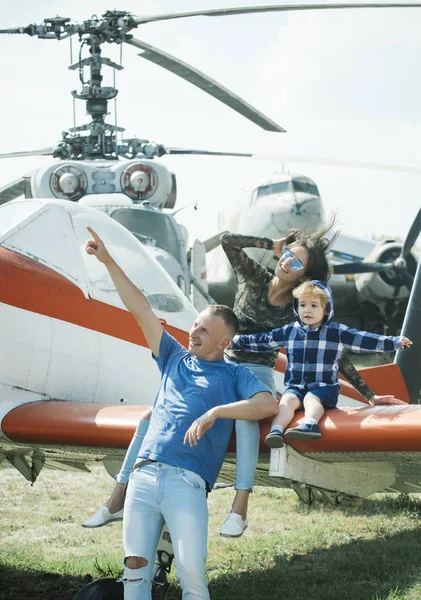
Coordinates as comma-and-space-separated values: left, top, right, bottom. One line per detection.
337, 354, 406, 405
338, 354, 375, 404
220, 233, 276, 280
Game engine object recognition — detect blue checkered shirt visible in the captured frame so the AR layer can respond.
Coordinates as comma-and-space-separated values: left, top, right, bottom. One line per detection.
231, 322, 403, 390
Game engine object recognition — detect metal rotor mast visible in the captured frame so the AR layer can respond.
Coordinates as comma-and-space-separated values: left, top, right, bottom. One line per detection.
2, 4, 421, 161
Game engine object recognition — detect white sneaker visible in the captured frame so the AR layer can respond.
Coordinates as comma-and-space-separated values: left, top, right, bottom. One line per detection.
219, 512, 248, 538
82, 504, 124, 528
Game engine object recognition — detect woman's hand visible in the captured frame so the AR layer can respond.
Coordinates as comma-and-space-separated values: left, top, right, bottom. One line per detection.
369, 395, 407, 406
272, 238, 287, 257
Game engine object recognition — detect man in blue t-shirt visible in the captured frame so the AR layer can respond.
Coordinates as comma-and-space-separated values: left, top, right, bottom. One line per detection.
86, 228, 278, 600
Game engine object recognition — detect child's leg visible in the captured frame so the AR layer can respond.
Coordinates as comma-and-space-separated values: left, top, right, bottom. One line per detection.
272, 393, 302, 429
302, 393, 325, 424
265, 393, 301, 448
284, 387, 338, 440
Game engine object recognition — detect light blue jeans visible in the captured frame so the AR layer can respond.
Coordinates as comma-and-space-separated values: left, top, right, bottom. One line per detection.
123, 462, 209, 600
235, 363, 276, 492
115, 364, 275, 491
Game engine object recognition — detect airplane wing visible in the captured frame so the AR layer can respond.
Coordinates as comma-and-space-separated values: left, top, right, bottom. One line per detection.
328, 233, 377, 266
1, 401, 153, 482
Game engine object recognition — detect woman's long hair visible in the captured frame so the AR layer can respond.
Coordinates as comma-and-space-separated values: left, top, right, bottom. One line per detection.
285, 214, 340, 283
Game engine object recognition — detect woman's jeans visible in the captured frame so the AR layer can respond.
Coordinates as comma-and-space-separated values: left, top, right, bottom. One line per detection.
235, 363, 276, 492
116, 418, 150, 484
123, 462, 209, 600
115, 364, 275, 492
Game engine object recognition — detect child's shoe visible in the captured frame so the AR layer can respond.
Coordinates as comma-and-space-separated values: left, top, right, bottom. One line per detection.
264, 431, 284, 448
284, 423, 322, 440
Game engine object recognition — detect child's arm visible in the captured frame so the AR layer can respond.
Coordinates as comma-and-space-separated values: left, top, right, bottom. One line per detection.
339, 326, 412, 353
231, 326, 291, 353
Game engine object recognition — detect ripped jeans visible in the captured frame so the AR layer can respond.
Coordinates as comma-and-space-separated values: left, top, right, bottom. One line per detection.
123, 462, 209, 600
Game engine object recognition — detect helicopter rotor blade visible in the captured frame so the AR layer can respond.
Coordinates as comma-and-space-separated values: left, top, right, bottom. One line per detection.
0, 148, 55, 160
330, 261, 393, 275
132, 3, 421, 25
125, 37, 285, 133
164, 148, 253, 157
252, 153, 421, 175
0, 178, 25, 205
401, 208, 421, 258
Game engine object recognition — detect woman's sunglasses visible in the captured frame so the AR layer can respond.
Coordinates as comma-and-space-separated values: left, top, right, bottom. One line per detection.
280, 247, 304, 272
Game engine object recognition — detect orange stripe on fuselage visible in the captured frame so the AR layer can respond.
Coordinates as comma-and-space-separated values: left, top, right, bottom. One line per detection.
0, 246, 189, 347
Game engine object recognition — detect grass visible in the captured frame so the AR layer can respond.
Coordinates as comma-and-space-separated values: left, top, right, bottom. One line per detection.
3, 465, 421, 599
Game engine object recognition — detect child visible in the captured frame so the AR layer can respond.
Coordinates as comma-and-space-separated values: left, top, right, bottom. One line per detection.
231, 280, 412, 448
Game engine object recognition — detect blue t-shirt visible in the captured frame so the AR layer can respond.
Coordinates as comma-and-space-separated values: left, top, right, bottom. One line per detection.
139, 330, 269, 490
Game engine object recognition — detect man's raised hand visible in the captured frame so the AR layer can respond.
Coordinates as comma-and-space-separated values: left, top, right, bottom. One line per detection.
86, 227, 112, 265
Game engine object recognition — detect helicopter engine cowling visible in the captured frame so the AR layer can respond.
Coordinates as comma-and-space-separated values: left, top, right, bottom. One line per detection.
355, 241, 417, 319
28, 159, 176, 209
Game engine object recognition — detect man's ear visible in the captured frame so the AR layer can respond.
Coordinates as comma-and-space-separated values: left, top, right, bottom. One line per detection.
220, 338, 231, 350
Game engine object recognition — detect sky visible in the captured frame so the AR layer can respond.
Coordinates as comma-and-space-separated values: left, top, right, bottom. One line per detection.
0, 0, 420, 248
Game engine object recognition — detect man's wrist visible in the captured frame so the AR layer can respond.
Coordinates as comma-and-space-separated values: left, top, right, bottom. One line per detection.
209, 407, 220, 420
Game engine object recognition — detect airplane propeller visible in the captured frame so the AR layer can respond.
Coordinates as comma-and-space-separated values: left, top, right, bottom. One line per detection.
331, 208, 421, 293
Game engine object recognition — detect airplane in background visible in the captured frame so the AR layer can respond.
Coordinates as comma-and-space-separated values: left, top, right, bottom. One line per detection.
208, 170, 420, 333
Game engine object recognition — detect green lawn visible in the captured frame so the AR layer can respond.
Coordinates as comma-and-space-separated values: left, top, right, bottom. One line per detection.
2, 464, 421, 599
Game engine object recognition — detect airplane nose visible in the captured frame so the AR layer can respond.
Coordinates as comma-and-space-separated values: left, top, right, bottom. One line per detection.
271, 194, 324, 232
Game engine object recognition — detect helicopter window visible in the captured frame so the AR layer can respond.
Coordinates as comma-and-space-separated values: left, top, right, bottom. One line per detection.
256, 182, 291, 197
111, 209, 182, 264
0, 201, 43, 236
291, 181, 320, 196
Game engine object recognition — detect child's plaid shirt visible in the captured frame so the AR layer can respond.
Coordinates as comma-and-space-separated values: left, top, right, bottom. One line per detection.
232, 320, 402, 390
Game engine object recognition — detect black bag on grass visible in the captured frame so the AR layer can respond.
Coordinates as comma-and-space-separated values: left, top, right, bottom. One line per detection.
73, 578, 124, 600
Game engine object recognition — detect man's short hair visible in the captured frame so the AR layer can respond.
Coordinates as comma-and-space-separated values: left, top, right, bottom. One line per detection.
206, 304, 239, 337
292, 282, 329, 309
